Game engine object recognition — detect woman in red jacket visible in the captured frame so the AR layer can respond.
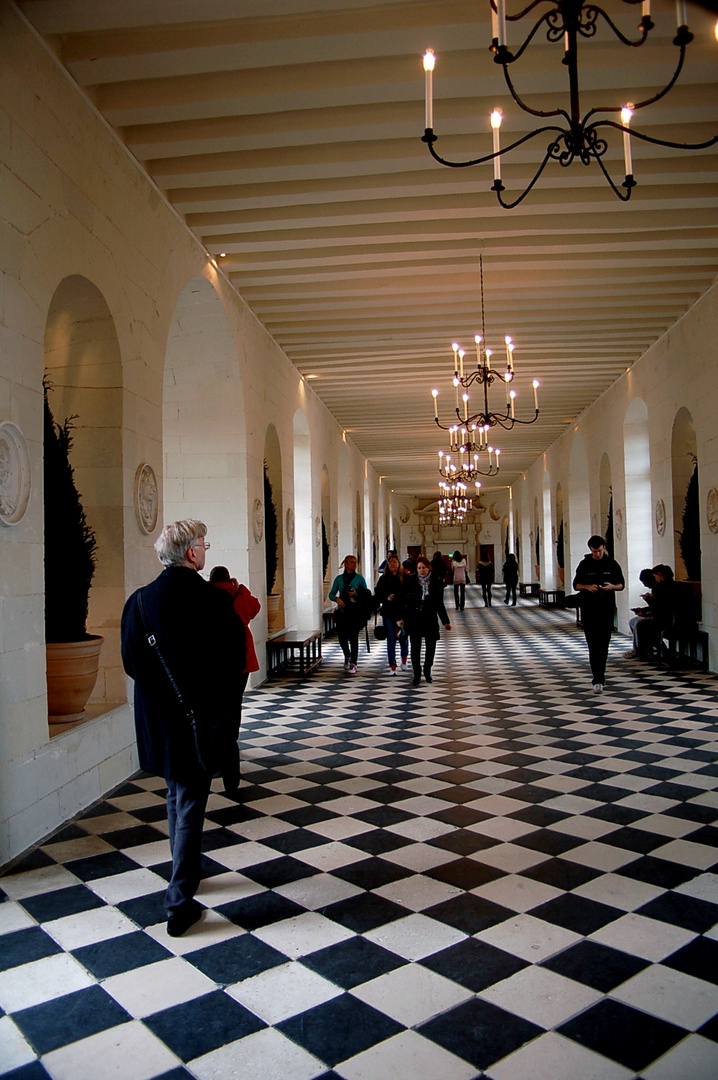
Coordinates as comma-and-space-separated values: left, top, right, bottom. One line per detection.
209, 565, 261, 792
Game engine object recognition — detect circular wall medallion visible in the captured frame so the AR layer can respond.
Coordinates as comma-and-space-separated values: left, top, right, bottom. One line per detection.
332, 520, 338, 548
133, 463, 158, 535
707, 488, 718, 535
489, 501, 500, 521
252, 498, 264, 543
615, 507, 623, 541
655, 498, 666, 537
399, 502, 410, 524
0, 421, 32, 526
315, 515, 322, 547
286, 506, 295, 545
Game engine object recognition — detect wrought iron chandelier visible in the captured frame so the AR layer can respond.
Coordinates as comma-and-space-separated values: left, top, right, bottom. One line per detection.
438, 480, 477, 525
422, 0, 718, 208
432, 256, 539, 463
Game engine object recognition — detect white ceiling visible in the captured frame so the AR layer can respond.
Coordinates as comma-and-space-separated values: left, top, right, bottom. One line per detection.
18, 0, 718, 499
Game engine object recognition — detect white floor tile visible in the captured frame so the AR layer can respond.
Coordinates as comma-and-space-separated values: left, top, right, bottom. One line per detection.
292, 841, 370, 872
485, 1030, 633, 1080
0, 951, 94, 1012
252, 911, 354, 959
195, 871, 266, 906
382, 842, 459, 873
561, 841, 639, 872
0, 1016, 37, 1073
476, 914, 582, 963
571, 872, 665, 912
41, 1018, 180, 1080
472, 874, 563, 913
373, 873, 462, 912
610, 964, 718, 1030
0, 864, 80, 900
304, 816, 374, 840
191, 1027, 323, 1080
227, 960, 340, 1023
144, 909, 244, 955
651, 839, 718, 870
674, 872, 718, 905
642, 1034, 718, 1080
86, 867, 168, 904
351, 963, 472, 1025
41, 835, 115, 864
364, 913, 466, 961
0, 899, 36, 935
386, 817, 454, 841
470, 843, 549, 874
479, 964, 602, 1027
337, 1030, 476, 1080
589, 912, 696, 961
273, 872, 362, 910
102, 955, 216, 1017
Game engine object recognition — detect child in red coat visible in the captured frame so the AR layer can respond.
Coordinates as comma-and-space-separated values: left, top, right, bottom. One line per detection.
209, 566, 261, 792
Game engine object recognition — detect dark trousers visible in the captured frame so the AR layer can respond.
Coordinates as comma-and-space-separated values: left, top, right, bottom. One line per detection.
410, 633, 437, 677
222, 672, 248, 790
165, 773, 211, 916
504, 583, 517, 604
384, 617, 408, 667
481, 583, 492, 606
337, 618, 360, 664
582, 616, 614, 684
453, 583, 465, 610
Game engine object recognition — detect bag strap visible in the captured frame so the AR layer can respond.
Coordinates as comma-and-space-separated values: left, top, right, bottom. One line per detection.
137, 588, 191, 713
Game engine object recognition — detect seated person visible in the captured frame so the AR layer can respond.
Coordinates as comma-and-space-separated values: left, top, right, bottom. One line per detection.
625, 568, 656, 659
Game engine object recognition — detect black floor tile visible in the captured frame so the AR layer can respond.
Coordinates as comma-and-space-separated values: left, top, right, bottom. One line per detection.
541, 939, 650, 992
13, 986, 131, 1055
331, 857, 413, 891
72, 931, 173, 979
424, 893, 514, 934
65, 850, 140, 881
260, 829, 328, 856
427, 829, 500, 856
663, 935, 718, 985
216, 892, 304, 931
345, 830, 412, 857
145, 990, 264, 1061
303, 936, 403, 989
100, 824, 166, 849
520, 857, 601, 891
117, 890, 167, 928
187, 933, 287, 983
0, 1062, 53, 1080
513, 829, 584, 856
322, 892, 409, 933
636, 891, 718, 934
558, 998, 684, 1072
427, 858, 510, 891
418, 997, 543, 1071
616, 856, 697, 890
20, 884, 106, 923
421, 938, 528, 992
531, 893, 621, 935
0, 927, 62, 973
277, 994, 402, 1068
239, 855, 320, 889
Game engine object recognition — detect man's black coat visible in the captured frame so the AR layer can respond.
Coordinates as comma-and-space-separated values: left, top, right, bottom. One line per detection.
121, 565, 245, 782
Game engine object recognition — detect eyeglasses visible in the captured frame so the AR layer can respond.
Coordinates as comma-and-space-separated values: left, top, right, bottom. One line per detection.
193, 540, 211, 550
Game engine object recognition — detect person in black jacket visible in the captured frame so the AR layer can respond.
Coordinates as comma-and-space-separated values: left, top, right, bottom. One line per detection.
405, 555, 451, 685
502, 553, 519, 606
121, 519, 244, 937
573, 534, 625, 692
374, 553, 409, 675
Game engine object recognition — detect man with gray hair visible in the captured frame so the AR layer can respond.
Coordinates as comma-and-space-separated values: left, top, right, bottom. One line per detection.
121, 519, 244, 936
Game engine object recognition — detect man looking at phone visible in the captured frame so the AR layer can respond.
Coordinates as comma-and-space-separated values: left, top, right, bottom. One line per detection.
573, 535, 625, 693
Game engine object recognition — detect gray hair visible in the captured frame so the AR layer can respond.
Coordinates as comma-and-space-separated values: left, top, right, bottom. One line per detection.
154, 519, 207, 566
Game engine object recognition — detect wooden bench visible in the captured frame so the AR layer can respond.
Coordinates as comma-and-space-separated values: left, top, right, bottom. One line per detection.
322, 608, 337, 638
267, 631, 322, 678
539, 589, 565, 608
519, 582, 540, 598
661, 629, 709, 672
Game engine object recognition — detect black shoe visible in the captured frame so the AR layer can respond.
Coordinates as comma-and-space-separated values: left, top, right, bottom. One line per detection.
425, 674, 433, 683
167, 900, 202, 938
412, 676, 421, 686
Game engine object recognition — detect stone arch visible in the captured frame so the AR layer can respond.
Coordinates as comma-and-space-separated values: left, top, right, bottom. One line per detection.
623, 397, 652, 605
555, 482, 565, 588
321, 465, 331, 598
44, 275, 125, 716
599, 453, 613, 550
671, 407, 700, 581
568, 430, 591, 578
163, 276, 248, 582
355, 489, 363, 566
541, 470, 555, 588
338, 441, 352, 558
293, 408, 314, 632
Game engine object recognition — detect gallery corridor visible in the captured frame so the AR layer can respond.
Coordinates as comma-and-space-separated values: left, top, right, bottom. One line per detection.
2, 592, 718, 1080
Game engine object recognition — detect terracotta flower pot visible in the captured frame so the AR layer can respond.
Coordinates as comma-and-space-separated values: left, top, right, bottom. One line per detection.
46, 635, 104, 723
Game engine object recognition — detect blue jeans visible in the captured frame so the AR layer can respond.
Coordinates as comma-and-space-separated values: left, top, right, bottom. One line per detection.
165, 774, 211, 916
384, 618, 408, 667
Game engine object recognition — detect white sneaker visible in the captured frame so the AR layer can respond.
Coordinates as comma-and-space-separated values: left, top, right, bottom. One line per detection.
388, 666, 397, 676
400, 661, 409, 673
347, 664, 358, 675
343, 658, 351, 670
593, 682, 603, 693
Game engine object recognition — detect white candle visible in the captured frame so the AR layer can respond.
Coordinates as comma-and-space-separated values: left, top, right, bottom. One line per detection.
474, 334, 482, 368
485, 347, 492, 372
621, 105, 633, 176
497, 0, 506, 45
432, 388, 439, 418
452, 341, 459, 375
504, 335, 512, 367
533, 379, 540, 411
675, 0, 687, 28
642, 1, 650, 16
459, 349, 465, 379
510, 390, 516, 418
490, 109, 502, 182
423, 51, 435, 129
491, 2, 498, 41
463, 394, 469, 422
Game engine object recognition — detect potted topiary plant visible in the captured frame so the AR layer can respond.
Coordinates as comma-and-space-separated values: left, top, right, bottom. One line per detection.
44, 380, 103, 722
263, 463, 281, 630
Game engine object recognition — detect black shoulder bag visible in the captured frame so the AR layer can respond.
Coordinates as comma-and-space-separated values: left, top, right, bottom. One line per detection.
137, 589, 215, 775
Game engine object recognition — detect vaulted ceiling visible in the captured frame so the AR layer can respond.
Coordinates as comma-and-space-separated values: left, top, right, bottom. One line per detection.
18, 0, 718, 498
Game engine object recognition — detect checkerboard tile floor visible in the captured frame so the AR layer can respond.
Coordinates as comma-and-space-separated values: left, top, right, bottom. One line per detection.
2, 590, 718, 1080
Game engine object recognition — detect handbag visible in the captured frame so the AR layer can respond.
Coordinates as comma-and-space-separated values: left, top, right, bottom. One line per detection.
137, 589, 219, 774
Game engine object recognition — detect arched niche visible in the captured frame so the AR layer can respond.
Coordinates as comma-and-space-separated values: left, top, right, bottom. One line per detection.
321, 465, 331, 599
44, 275, 125, 717
293, 408, 314, 632
599, 453, 613, 551
623, 397, 652, 605
671, 407, 700, 582
568, 430, 590, 577
264, 424, 285, 630
163, 276, 248, 582
533, 495, 541, 580
338, 442, 352, 560
355, 490, 363, 568
555, 483, 565, 588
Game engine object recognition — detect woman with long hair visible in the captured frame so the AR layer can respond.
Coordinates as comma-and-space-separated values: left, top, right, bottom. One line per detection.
450, 550, 468, 611
404, 555, 451, 685
374, 552, 409, 675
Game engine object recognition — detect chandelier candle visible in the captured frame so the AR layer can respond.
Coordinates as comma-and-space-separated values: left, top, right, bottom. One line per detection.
423, 50, 434, 131
621, 105, 633, 177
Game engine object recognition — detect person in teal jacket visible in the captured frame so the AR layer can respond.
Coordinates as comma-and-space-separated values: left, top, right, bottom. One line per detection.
329, 554, 370, 674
